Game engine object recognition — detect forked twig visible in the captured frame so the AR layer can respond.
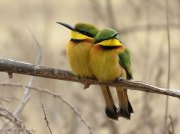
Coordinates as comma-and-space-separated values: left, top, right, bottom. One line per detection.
0, 82, 94, 134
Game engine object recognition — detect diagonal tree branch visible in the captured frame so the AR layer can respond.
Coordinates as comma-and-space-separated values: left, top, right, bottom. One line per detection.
0, 57, 180, 98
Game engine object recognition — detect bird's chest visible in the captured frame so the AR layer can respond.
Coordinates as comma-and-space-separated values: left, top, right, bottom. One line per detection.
66, 42, 93, 77
91, 48, 123, 81
67, 42, 91, 63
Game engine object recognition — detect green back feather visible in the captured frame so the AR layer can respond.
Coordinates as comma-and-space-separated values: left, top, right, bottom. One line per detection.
118, 48, 133, 80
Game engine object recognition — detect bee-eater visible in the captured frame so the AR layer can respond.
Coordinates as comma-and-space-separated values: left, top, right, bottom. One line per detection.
90, 28, 134, 119
57, 22, 118, 120
57, 22, 99, 78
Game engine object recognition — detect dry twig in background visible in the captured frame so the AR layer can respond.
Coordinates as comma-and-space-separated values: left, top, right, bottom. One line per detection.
0, 82, 94, 134
41, 104, 53, 134
0, 26, 43, 131
13, 26, 42, 118
164, 0, 171, 133
0, 106, 32, 134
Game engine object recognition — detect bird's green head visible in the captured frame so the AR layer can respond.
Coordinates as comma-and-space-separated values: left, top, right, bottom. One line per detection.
57, 22, 99, 41
95, 28, 122, 47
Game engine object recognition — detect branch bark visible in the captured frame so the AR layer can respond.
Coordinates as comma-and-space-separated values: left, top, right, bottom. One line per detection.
0, 58, 180, 98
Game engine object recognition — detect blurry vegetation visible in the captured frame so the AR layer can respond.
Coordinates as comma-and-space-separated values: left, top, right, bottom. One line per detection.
0, 0, 180, 134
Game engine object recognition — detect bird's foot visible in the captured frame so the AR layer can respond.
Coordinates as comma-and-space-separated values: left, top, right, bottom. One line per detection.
105, 105, 118, 120
115, 77, 123, 82
117, 108, 131, 120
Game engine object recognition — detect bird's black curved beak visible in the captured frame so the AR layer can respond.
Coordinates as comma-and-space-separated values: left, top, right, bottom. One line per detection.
56, 22, 76, 31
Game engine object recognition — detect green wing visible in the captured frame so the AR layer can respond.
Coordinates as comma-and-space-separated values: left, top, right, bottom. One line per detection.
118, 48, 133, 80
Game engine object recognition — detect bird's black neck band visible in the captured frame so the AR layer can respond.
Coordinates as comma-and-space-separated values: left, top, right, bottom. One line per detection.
100, 45, 120, 49
70, 39, 85, 43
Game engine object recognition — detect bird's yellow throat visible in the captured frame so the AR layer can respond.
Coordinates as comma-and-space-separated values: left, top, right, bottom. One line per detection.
99, 39, 122, 46
71, 31, 93, 40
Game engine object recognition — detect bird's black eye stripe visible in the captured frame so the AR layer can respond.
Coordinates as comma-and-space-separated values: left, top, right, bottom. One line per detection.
101, 46, 120, 49
70, 39, 84, 42
95, 38, 106, 43
75, 29, 94, 38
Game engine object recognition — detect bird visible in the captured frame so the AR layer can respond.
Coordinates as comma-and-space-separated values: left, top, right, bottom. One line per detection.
57, 22, 118, 120
56, 22, 99, 79
89, 28, 134, 120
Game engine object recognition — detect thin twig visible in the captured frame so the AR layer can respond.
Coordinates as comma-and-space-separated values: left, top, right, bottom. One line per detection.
27, 25, 42, 64
167, 116, 174, 134
0, 26, 43, 130
41, 104, 53, 134
13, 26, 42, 118
27, 26, 48, 134
164, 0, 171, 133
0, 82, 94, 134
0, 27, 42, 129
0, 106, 31, 134
0, 97, 16, 103
0, 58, 179, 98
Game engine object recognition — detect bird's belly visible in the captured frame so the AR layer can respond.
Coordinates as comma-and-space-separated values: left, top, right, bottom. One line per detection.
66, 42, 94, 78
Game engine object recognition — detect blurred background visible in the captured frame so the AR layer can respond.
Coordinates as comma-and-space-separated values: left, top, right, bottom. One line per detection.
0, 0, 180, 133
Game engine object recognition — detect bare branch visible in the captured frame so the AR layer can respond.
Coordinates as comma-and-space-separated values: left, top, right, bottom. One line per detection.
0, 58, 180, 98
0, 57, 179, 133
41, 104, 53, 134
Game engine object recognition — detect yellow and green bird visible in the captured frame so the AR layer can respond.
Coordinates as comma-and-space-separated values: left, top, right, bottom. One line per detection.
57, 22, 118, 120
90, 28, 134, 119
57, 22, 99, 78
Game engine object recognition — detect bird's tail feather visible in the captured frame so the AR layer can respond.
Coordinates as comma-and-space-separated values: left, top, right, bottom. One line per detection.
100, 85, 118, 120
116, 87, 133, 119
